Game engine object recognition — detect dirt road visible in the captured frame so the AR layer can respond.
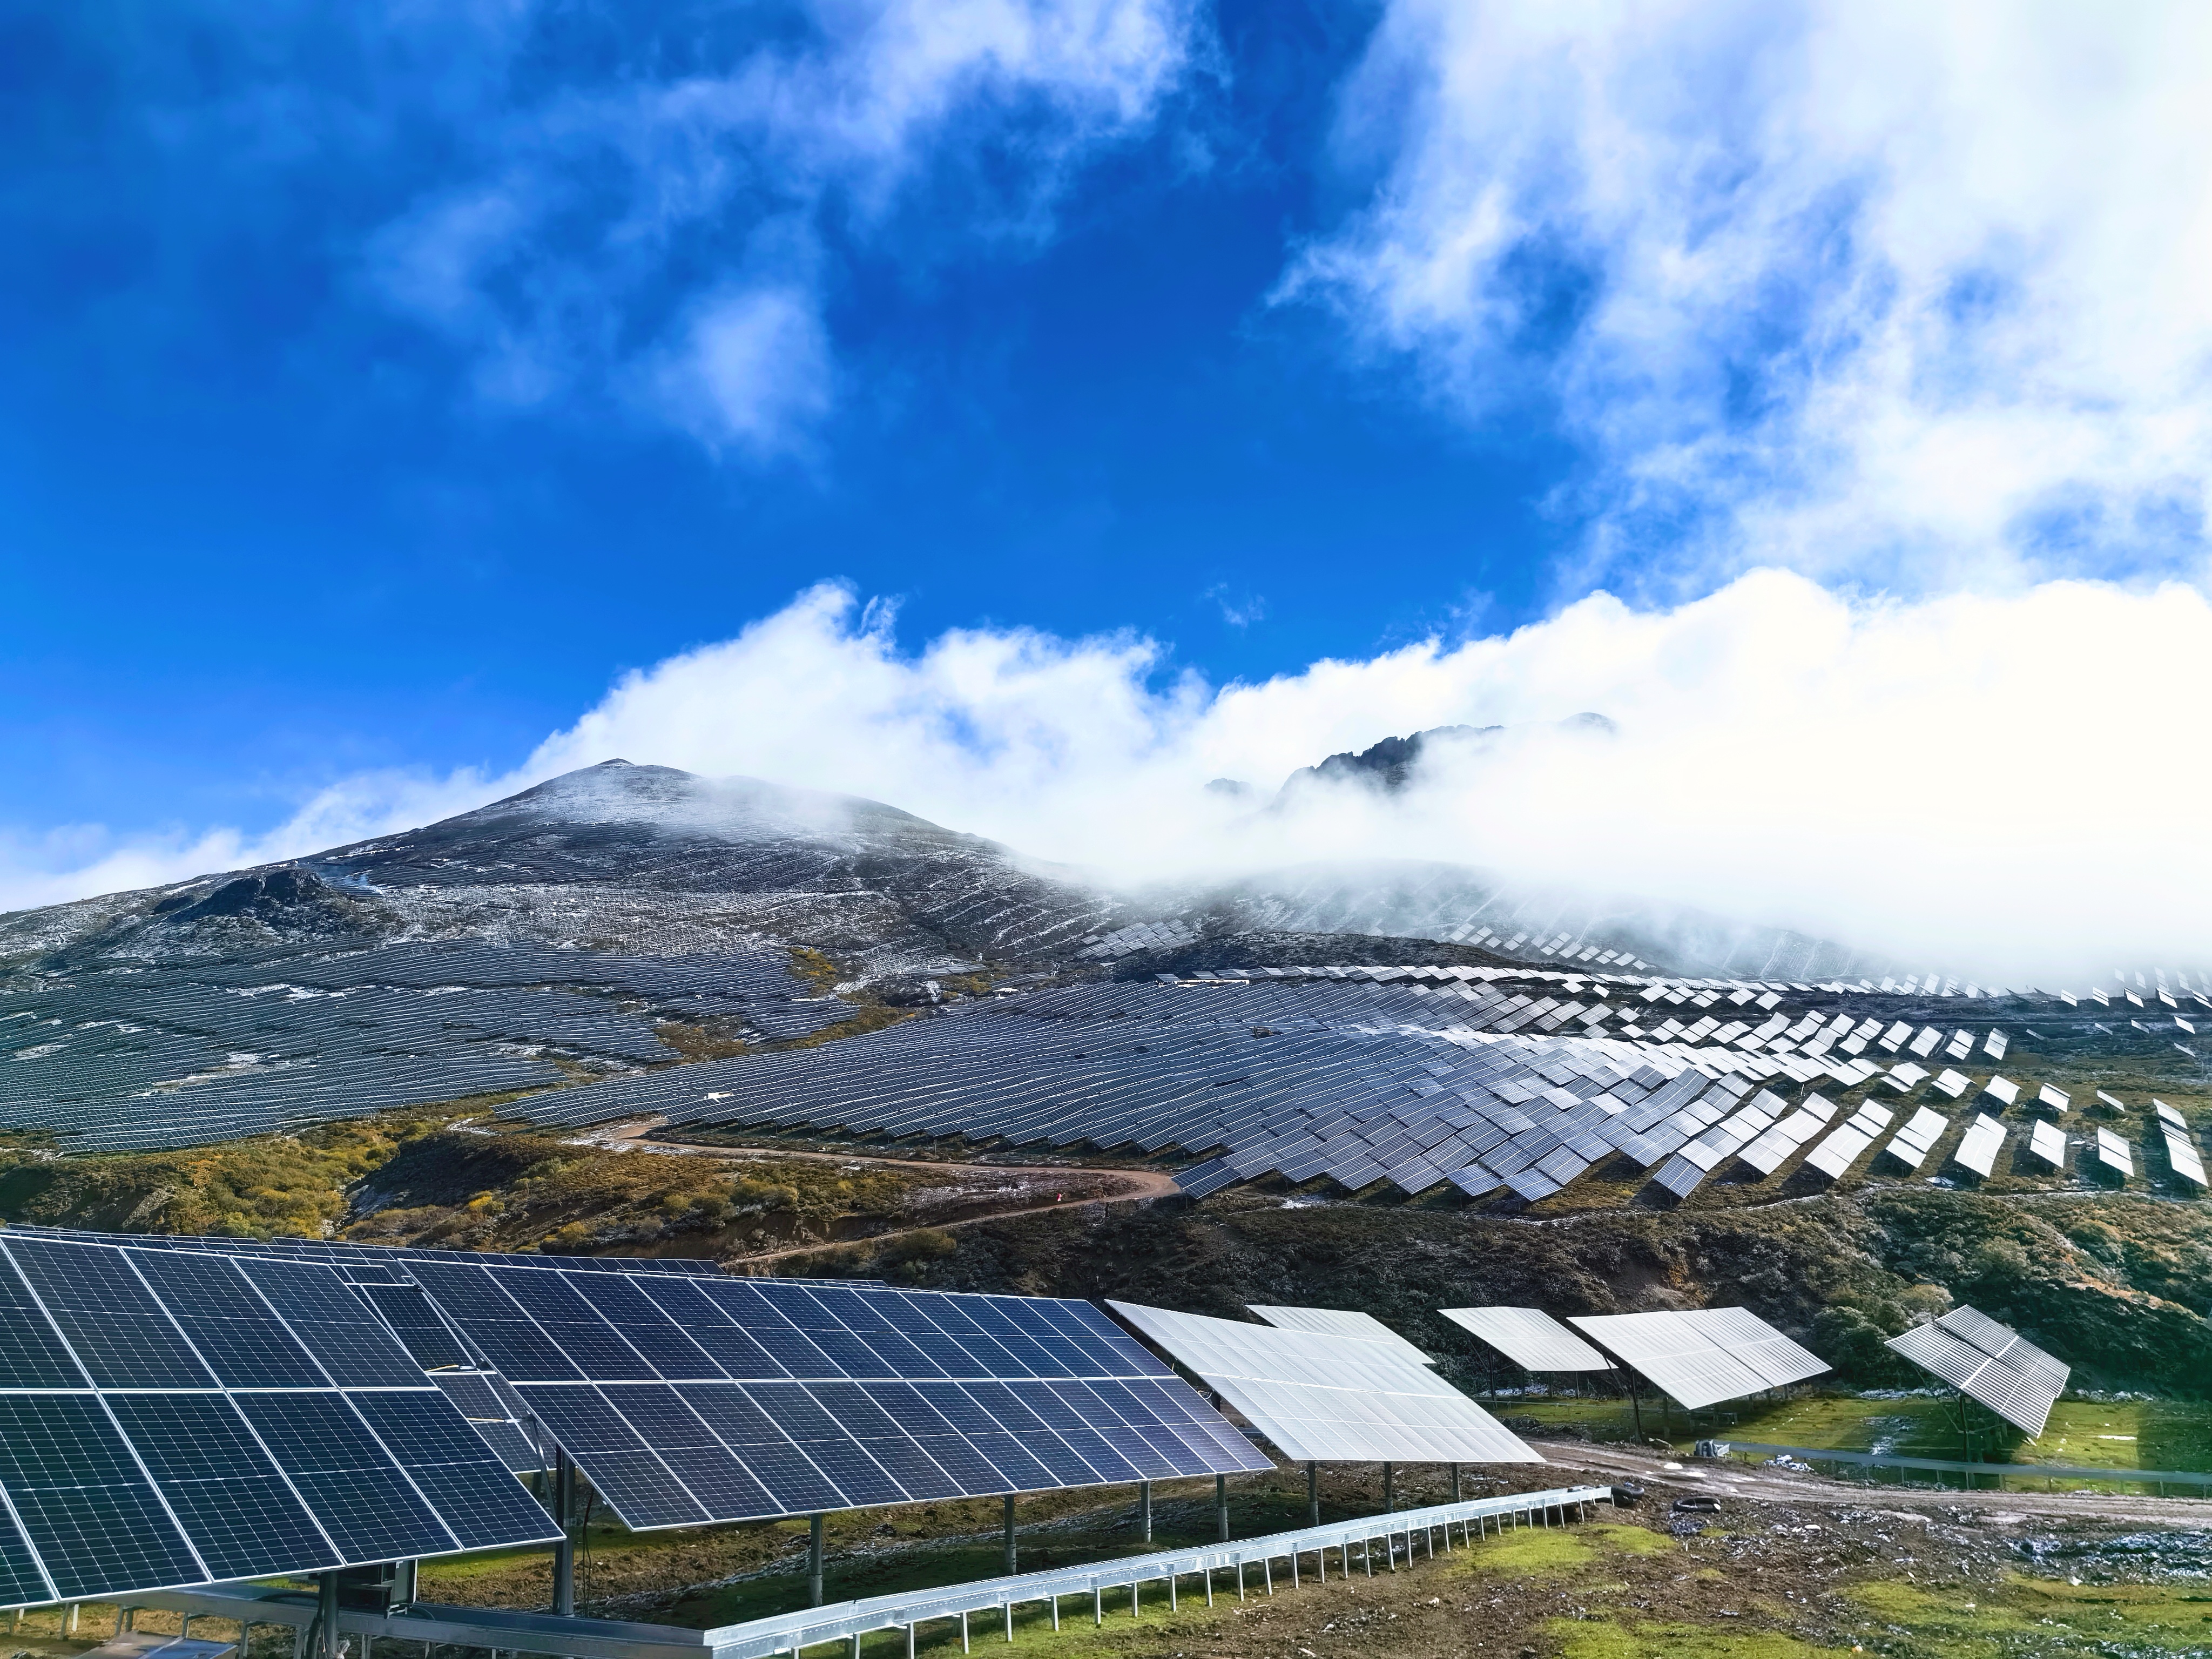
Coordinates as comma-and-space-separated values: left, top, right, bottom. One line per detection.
1536, 1436, 2212, 1527
565, 1115, 1185, 1266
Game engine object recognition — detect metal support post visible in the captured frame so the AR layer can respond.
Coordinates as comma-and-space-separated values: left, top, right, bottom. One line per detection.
318, 1571, 340, 1659
394, 1560, 417, 1608
1307, 1460, 1319, 1526
552, 1449, 576, 1617
1138, 1480, 1151, 1543
808, 1514, 825, 1608
1002, 1493, 1016, 1576
1382, 1461, 1394, 1513
1451, 1463, 1461, 1503
1216, 1473, 1229, 1541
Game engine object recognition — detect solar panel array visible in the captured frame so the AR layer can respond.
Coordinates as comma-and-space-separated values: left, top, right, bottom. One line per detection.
1107, 1301, 1542, 1465
17, 942, 2193, 1219
0, 941, 855, 1151
1885, 1306, 2071, 1437
0, 1233, 559, 1610
511, 973, 1948, 1206
1244, 1305, 1433, 1365
402, 1259, 1269, 1530
1439, 1307, 1610, 1373
1567, 1309, 1829, 1410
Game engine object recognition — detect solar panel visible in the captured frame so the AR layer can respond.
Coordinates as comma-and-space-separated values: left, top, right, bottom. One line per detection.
1107, 1301, 1541, 1465
1885, 1306, 2069, 1437
1567, 1312, 1766, 1410
2095, 1127, 2134, 1177
1245, 1305, 1433, 1365
404, 1262, 1268, 1529
1439, 1307, 1610, 1372
2027, 1120, 2067, 1169
2166, 1133, 2208, 1188
1952, 1114, 2007, 1177
0, 1236, 558, 1609
1679, 1307, 1829, 1390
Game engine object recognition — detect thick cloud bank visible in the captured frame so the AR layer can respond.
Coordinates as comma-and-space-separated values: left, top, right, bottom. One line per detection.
1287, 1, 2212, 598
11, 574, 2202, 984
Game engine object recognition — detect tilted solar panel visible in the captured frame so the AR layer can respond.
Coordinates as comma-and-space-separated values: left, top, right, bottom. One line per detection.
0, 1236, 558, 1610
1568, 1306, 1826, 1409
403, 1261, 1267, 1529
1107, 1301, 1541, 1465
1439, 1306, 1610, 1373
1245, 1305, 1433, 1364
1885, 1305, 2069, 1437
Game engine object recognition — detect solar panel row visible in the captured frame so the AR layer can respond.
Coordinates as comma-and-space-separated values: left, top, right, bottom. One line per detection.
0, 1235, 558, 1609
402, 1259, 1270, 1529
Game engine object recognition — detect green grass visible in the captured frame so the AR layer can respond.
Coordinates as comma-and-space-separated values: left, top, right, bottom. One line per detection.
1846, 1574, 2212, 1658
1498, 1390, 2212, 1472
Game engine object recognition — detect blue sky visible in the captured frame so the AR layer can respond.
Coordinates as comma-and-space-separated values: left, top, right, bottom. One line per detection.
4, 2, 1567, 835
6, 1, 2212, 954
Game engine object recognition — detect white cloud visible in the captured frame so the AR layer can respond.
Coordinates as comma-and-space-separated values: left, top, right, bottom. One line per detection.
1283, 0, 2212, 597
12, 573, 2208, 983
653, 284, 836, 454
367, 0, 1197, 453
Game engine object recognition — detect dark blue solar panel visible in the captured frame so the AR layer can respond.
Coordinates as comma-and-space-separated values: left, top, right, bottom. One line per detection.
597, 1385, 778, 1520
408, 1262, 584, 1382
231, 1393, 456, 1562
0, 1249, 84, 1388
674, 1385, 845, 1514
493, 1272, 657, 1381
126, 1253, 328, 1389
235, 1261, 427, 1388
0, 1394, 206, 1601
104, 1394, 338, 1580
2, 1239, 213, 1389
744, 1383, 905, 1507
511, 1386, 709, 1529
345, 1391, 559, 1551
0, 1503, 49, 1609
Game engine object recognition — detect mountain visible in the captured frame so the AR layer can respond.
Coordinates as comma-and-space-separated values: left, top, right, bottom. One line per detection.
1270, 714, 1618, 807
0, 748, 1887, 986
0, 761, 1125, 973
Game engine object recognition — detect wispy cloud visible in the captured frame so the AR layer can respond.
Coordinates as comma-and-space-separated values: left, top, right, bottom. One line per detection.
1281, 1, 2212, 599
363, 0, 1200, 454
1206, 584, 1267, 628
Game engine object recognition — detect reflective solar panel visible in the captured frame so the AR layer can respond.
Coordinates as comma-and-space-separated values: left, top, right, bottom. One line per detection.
1245, 1305, 1432, 1365
1885, 1306, 2069, 1437
1952, 1113, 2007, 1177
1568, 1306, 1826, 1409
1439, 1306, 1609, 1372
1108, 1301, 1540, 1464
0, 1236, 558, 1610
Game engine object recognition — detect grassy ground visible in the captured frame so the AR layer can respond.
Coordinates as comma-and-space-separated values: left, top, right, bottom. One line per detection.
30, 1492, 2212, 1659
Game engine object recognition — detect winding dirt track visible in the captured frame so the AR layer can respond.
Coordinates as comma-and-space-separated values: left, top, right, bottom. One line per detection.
568, 1116, 1183, 1265
1535, 1438, 2212, 1527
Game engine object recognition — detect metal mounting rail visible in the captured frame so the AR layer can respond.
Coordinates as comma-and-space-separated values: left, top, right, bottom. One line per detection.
702, 1482, 1614, 1658
110, 1484, 1613, 1659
